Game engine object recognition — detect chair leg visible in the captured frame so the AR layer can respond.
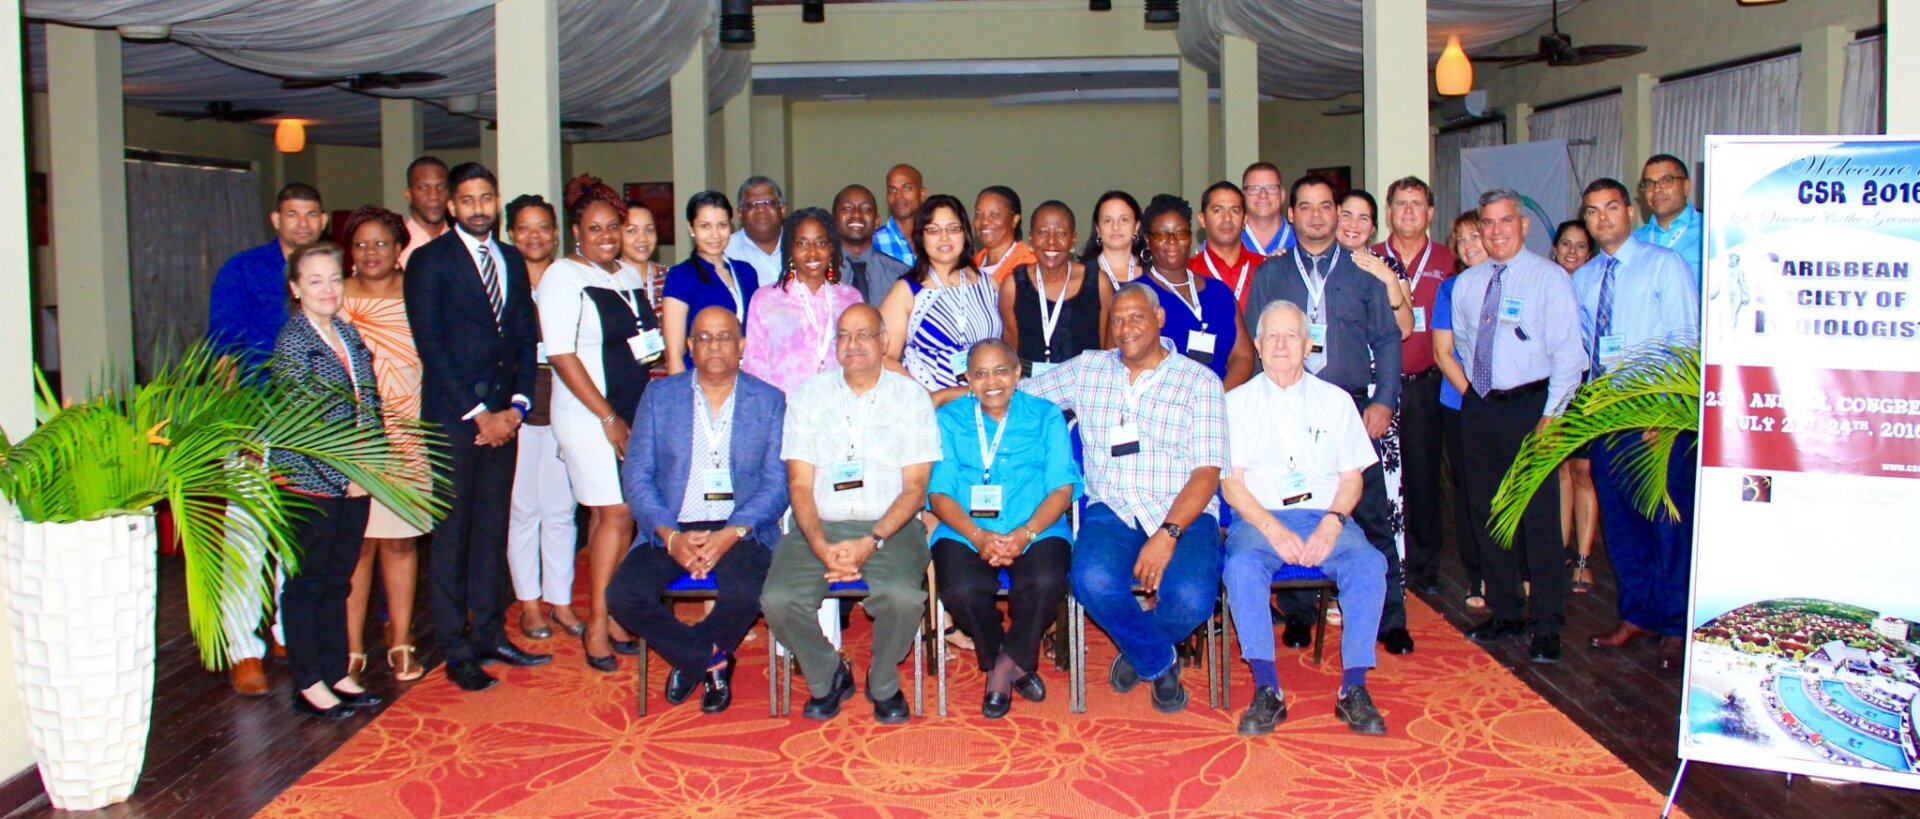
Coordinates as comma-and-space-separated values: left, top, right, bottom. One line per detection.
1222, 591, 1237, 710
931, 569, 946, 718
1068, 594, 1086, 714
913, 622, 925, 719
1204, 596, 1220, 709
637, 638, 649, 717
1313, 589, 1329, 667
765, 618, 778, 718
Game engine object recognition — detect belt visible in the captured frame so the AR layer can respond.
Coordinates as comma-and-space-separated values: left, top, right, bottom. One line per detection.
1402, 367, 1440, 380
1483, 378, 1549, 402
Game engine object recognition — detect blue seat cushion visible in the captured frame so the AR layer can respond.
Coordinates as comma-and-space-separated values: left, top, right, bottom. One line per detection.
665, 573, 719, 593
1273, 564, 1331, 583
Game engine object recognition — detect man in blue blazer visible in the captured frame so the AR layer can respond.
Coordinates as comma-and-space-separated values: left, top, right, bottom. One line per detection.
404, 162, 548, 692
609, 307, 789, 713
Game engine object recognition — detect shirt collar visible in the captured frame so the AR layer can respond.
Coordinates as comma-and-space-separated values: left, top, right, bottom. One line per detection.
1650, 204, 1700, 234
453, 225, 494, 256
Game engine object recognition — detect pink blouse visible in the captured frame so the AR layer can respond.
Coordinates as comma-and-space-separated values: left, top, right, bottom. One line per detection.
741, 280, 864, 394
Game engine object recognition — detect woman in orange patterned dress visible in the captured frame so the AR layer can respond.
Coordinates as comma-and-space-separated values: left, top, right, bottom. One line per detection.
339, 205, 427, 683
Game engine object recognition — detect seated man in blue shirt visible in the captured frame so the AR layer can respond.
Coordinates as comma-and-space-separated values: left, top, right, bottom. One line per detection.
1221, 299, 1389, 736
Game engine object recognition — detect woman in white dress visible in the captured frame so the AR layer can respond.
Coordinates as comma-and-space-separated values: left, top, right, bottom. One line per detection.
539, 175, 663, 672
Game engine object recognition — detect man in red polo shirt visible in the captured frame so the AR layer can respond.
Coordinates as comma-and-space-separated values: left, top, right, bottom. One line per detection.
1190, 181, 1261, 310
1372, 176, 1455, 598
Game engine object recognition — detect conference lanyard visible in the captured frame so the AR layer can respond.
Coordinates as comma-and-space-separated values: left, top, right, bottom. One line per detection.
1383, 239, 1435, 290
797, 282, 836, 372
1293, 248, 1338, 321
1098, 253, 1137, 292
1652, 220, 1690, 250
696, 382, 736, 468
842, 384, 878, 461
1032, 265, 1069, 356
1244, 223, 1290, 256
705, 256, 745, 321
594, 260, 644, 323
974, 402, 1012, 483
979, 243, 1025, 281
1202, 248, 1251, 305
1149, 268, 1207, 331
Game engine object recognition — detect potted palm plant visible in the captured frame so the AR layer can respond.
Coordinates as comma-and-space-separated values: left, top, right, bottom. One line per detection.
0, 343, 444, 810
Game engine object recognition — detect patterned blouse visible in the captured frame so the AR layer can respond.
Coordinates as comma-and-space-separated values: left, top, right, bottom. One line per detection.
742, 279, 864, 394
903, 271, 1003, 391
270, 313, 383, 497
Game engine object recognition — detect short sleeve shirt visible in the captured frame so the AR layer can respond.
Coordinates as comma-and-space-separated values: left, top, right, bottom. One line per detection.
928, 392, 1083, 549
1226, 372, 1377, 511
782, 368, 942, 521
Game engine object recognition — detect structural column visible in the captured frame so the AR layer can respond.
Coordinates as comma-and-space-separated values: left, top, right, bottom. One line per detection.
1219, 35, 1259, 185
47, 24, 131, 394
723, 88, 753, 194
1178, 59, 1209, 200
750, 95, 792, 200
1890, 1, 1920, 134
478, 120, 499, 171
670, 36, 709, 255
1506, 103, 1532, 143
1621, 73, 1655, 188
493, 0, 562, 207
380, 98, 424, 214
1799, 25, 1847, 136
1361, 0, 1428, 193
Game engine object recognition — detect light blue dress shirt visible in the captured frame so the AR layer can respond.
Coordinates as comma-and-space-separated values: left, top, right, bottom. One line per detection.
1572, 236, 1700, 364
1632, 204, 1703, 285
1448, 248, 1588, 414
928, 392, 1083, 551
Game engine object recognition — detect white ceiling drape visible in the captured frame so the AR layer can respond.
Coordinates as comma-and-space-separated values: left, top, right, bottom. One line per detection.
24, 0, 749, 147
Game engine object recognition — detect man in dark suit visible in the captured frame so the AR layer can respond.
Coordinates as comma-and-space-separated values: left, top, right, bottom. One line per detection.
608, 306, 789, 714
404, 162, 550, 691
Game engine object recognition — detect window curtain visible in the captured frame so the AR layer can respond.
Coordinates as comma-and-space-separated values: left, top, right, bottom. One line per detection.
1651, 52, 1801, 177
1528, 93, 1623, 192
1840, 35, 1883, 136
125, 159, 264, 378
1431, 120, 1506, 241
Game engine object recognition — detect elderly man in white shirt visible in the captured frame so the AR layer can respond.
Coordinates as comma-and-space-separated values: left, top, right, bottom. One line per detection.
1221, 299, 1389, 737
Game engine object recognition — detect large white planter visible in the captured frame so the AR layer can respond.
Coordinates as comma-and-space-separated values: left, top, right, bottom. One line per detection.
0, 511, 157, 811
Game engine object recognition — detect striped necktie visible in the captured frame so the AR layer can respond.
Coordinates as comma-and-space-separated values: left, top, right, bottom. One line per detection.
477, 242, 504, 327
1591, 256, 1617, 376
1470, 263, 1506, 397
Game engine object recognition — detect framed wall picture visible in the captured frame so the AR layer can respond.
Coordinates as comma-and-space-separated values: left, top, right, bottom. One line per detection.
1308, 166, 1353, 201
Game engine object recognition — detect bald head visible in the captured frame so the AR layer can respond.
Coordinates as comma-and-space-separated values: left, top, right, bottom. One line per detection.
885, 164, 926, 223
836, 303, 886, 376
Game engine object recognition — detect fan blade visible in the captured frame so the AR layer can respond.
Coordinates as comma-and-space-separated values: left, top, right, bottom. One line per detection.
220, 108, 281, 122
1471, 52, 1547, 65
1493, 54, 1550, 69
1571, 44, 1646, 61
282, 77, 349, 90
156, 110, 213, 120
385, 71, 446, 86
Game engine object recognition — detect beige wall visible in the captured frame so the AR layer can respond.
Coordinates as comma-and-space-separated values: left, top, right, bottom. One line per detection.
1258, 94, 1367, 192
1476, 0, 1880, 110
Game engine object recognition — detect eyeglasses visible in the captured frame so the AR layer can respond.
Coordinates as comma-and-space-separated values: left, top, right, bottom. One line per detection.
352, 240, 393, 250
1638, 175, 1687, 192
1146, 230, 1189, 242
922, 224, 967, 237
790, 237, 834, 251
691, 332, 740, 345
837, 330, 881, 344
743, 198, 781, 211
1244, 184, 1282, 196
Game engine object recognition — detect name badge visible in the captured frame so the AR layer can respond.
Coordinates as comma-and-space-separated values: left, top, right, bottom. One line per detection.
536, 341, 549, 365
969, 484, 1003, 518
1308, 323, 1328, 352
949, 349, 971, 375
629, 328, 666, 362
830, 460, 865, 492
1499, 297, 1524, 326
700, 468, 735, 501
1109, 422, 1141, 457
1186, 330, 1217, 365
1277, 471, 1313, 507
1597, 333, 1626, 365
1029, 361, 1055, 378
1411, 307, 1426, 333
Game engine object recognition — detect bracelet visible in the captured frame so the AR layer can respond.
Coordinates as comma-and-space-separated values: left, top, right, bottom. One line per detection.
601, 412, 617, 426
1020, 526, 1039, 543
665, 530, 680, 554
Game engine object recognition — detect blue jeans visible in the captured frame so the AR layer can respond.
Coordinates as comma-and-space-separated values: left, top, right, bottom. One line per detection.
1224, 509, 1385, 672
1072, 503, 1222, 680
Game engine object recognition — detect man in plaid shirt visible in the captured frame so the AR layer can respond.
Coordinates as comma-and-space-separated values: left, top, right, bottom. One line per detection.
1023, 282, 1229, 714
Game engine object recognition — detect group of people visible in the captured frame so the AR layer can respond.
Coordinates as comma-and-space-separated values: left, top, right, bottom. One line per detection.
203, 150, 1703, 733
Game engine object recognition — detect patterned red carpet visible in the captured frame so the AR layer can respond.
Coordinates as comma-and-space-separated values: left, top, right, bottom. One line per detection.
261, 593, 1679, 818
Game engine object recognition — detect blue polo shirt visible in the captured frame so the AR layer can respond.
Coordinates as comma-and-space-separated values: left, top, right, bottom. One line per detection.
929, 391, 1082, 551
207, 241, 288, 366
1632, 204, 1703, 285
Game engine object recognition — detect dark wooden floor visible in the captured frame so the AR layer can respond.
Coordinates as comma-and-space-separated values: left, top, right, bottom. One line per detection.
7, 536, 1920, 817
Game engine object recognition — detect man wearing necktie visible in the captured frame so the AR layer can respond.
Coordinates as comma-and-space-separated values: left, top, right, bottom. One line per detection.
1448, 189, 1586, 664
1572, 179, 1700, 671
405, 162, 550, 692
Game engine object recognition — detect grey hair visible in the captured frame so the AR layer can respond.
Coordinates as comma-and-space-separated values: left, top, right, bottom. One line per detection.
737, 175, 784, 206
966, 337, 1017, 369
1254, 299, 1308, 338
1113, 280, 1161, 309
1478, 188, 1523, 210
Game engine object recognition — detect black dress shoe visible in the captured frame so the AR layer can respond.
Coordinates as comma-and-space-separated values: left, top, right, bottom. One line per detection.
1379, 627, 1416, 655
1149, 666, 1188, 713
1466, 618, 1525, 644
1528, 633, 1563, 664
1335, 686, 1388, 735
1237, 686, 1287, 735
700, 654, 735, 714
664, 667, 698, 704
1108, 654, 1141, 694
1408, 576, 1442, 597
1281, 619, 1314, 649
610, 637, 640, 656
481, 642, 552, 667
870, 689, 910, 724
982, 691, 1012, 719
581, 632, 617, 673
802, 661, 856, 720
446, 660, 498, 692
328, 686, 383, 708
1013, 672, 1047, 703
292, 690, 356, 720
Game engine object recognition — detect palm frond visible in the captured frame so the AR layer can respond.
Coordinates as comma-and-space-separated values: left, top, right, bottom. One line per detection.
1489, 338, 1700, 547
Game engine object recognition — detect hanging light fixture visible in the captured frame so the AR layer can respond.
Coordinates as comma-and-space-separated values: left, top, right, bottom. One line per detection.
1144, 0, 1178, 24
275, 120, 306, 153
1435, 35, 1473, 96
802, 0, 825, 23
719, 0, 755, 44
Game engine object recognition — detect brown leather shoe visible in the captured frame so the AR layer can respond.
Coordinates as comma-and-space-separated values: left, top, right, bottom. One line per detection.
1658, 636, 1687, 670
1588, 621, 1660, 649
230, 658, 270, 696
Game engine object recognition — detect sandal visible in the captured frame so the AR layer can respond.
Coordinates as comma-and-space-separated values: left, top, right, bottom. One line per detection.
1570, 554, 1593, 595
1465, 582, 1486, 610
1325, 602, 1344, 626
944, 625, 976, 652
347, 652, 367, 681
387, 644, 423, 682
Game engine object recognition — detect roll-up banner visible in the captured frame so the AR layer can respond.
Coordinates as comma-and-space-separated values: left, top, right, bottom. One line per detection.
1683, 135, 1920, 790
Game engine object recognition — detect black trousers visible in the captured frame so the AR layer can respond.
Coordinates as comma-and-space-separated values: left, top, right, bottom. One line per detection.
429, 434, 518, 663
1441, 406, 1482, 590
1399, 372, 1445, 585
607, 541, 772, 674
1281, 394, 1407, 632
283, 494, 371, 689
1461, 387, 1564, 635
932, 536, 1071, 673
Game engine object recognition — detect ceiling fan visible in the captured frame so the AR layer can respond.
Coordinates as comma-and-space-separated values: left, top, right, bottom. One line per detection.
282, 71, 447, 91
156, 101, 280, 122
1471, 0, 1646, 68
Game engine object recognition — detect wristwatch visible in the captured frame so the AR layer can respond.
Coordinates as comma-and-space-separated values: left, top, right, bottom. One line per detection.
1159, 521, 1184, 539
733, 524, 751, 539
1325, 511, 1350, 526
868, 530, 887, 549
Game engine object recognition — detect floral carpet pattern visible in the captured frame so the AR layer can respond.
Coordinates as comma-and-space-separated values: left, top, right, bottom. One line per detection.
263, 593, 1678, 818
